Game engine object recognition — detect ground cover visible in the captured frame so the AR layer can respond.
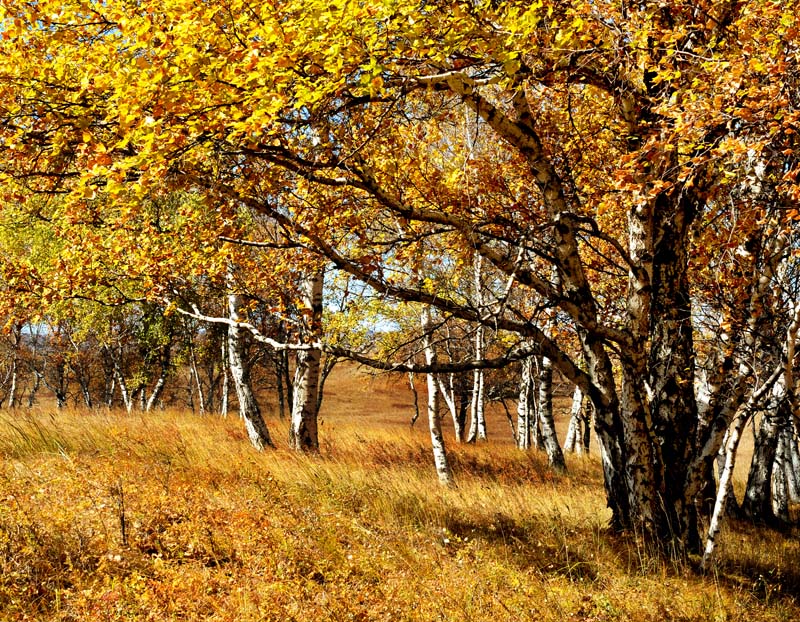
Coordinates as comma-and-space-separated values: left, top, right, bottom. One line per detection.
0, 369, 797, 621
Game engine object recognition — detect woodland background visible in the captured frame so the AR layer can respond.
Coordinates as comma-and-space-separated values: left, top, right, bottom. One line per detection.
0, 0, 800, 619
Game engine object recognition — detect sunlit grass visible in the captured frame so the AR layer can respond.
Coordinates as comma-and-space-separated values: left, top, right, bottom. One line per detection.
0, 399, 798, 621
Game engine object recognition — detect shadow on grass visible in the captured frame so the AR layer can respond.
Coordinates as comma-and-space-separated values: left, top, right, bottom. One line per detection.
439, 509, 602, 583
713, 519, 800, 604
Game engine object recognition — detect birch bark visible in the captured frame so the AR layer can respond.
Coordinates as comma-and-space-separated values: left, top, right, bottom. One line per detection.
467, 255, 487, 442
289, 269, 323, 452
422, 307, 453, 485
516, 357, 535, 450
539, 353, 566, 471
564, 385, 590, 455
437, 374, 464, 442
185, 327, 206, 415
743, 399, 783, 523
7, 324, 20, 408
220, 338, 229, 417
227, 290, 274, 450
701, 409, 749, 569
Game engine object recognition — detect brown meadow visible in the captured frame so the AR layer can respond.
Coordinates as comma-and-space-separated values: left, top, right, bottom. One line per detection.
0, 367, 797, 621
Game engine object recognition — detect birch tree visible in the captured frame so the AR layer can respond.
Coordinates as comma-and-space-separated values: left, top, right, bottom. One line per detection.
227, 289, 274, 450
289, 268, 324, 452
422, 306, 453, 485
564, 385, 591, 455
467, 255, 487, 443
516, 356, 537, 450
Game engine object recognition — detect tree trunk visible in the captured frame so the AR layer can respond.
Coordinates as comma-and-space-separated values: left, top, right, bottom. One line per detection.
114, 365, 133, 414
437, 374, 464, 442
290, 269, 323, 452
564, 385, 580, 453
467, 255, 487, 442
786, 424, 800, 504
564, 385, 590, 455
467, 339, 487, 442
290, 348, 321, 451
743, 408, 783, 523
274, 356, 285, 419
220, 338, 229, 417
516, 357, 535, 449
408, 371, 420, 427
771, 422, 791, 523
581, 399, 592, 454
106, 375, 116, 408
283, 353, 294, 412
456, 379, 470, 440
27, 370, 41, 407
279, 339, 294, 415
539, 354, 566, 471
8, 357, 17, 409
422, 307, 452, 485
228, 291, 274, 450
145, 375, 166, 412
78, 377, 93, 409
7, 324, 20, 408
596, 185, 701, 548
716, 431, 741, 516
186, 377, 195, 413
702, 408, 750, 569
316, 353, 337, 415
45, 360, 68, 409
186, 332, 206, 415
145, 345, 171, 412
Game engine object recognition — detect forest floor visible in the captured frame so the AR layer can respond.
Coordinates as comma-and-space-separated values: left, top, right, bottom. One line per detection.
0, 366, 798, 621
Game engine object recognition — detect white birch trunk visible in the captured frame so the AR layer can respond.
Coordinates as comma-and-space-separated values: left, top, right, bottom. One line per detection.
783, 300, 800, 503
275, 355, 286, 420
701, 363, 786, 568
467, 327, 487, 442
8, 357, 17, 409
114, 365, 133, 414
106, 375, 116, 408
228, 290, 274, 450
743, 408, 782, 521
290, 269, 323, 452
220, 338, 229, 417
144, 342, 171, 413
786, 426, 800, 503
78, 378, 92, 408
772, 424, 791, 523
564, 385, 584, 454
188, 338, 206, 416
516, 357, 535, 449
436, 374, 463, 442
145, 375, 166, 412
467, 254, 487, 442
7, 324, 20, 408
539, 354, 566, 471
701, 409, 749, 569
422, 307, 452, 485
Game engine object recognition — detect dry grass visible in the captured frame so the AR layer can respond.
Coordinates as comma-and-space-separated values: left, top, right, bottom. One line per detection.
0, 368, 798, 621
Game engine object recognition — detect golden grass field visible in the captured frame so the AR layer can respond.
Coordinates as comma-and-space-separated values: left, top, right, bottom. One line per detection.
0, 365, 798, 621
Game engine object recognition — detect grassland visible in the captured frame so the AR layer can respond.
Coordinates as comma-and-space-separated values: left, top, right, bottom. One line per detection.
0, 367, 798, 621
